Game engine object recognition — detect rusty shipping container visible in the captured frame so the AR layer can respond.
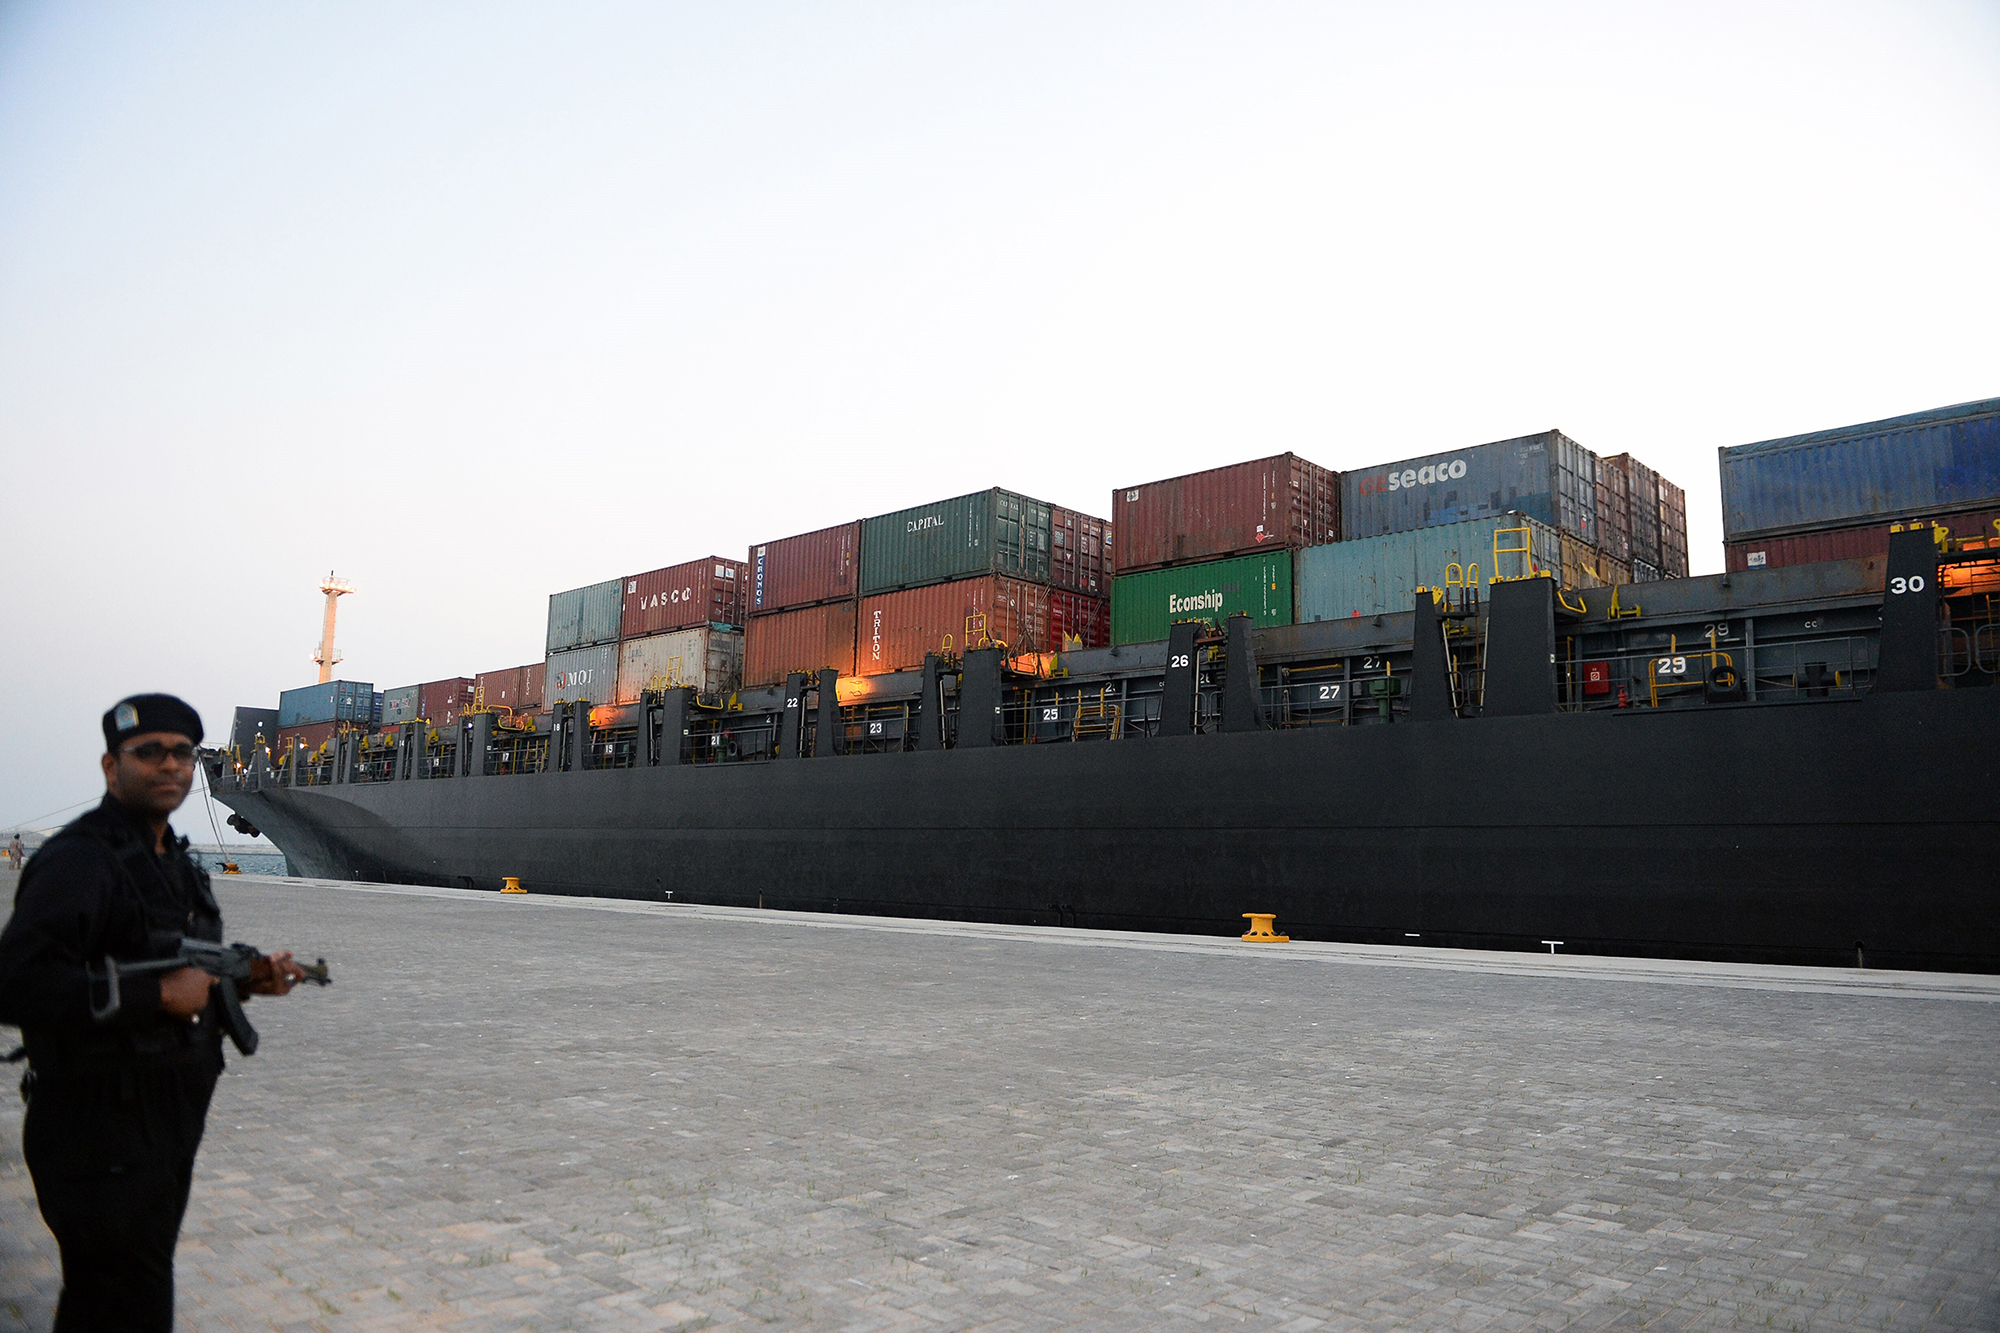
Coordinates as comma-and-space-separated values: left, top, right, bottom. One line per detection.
743, 601, 859, 686
622, 557, 746, 638
749, 522, 861, 615
859, 576, 1072, 675
276, 721, 339, 756
1657, 475, 1689, 577
1050, 507, 1112, 595
1602, 454, 1664, 568
1048, 588, 1110, 650
473, 667, 520, 712
417, 678, 475, 730
1595, 461, 1632, 563
520, 662, 546, 710
1114, 453, 1338, 574
1725, 506, 2000, 573
615, 626, 745, 702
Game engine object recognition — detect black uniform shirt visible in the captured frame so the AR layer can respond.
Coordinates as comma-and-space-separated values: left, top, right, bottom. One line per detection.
0, 796, 226, 1071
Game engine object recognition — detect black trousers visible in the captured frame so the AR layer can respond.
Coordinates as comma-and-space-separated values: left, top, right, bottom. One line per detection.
21, 1052, 221, 1333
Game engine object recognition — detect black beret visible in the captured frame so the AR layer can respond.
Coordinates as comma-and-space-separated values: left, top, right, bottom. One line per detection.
103, 694, 204, 752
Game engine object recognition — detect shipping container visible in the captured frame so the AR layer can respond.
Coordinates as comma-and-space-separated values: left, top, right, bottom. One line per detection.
544, 644, 620, 708
1113, 454, 1337, 574
277, 680, 375, 728
1295, 515, 1561, 622
1049, 507, 1113, 594
622, 558, 746, 638
1595, 460, 1632, 562
520, 662, 546, 710
473, 667, 521, 712
1110, 553, 1293, 646
1630, 559, 1667, 584
858, 575, 1065, 674
860, 488, 1052, 595
1657, 475, 1689, 577
1602, 454, 1664, 568
228, 708, 278, 756
420, 678, 475, 729
615, 627, 745, 702
1048, 588, 1110, 650
380, 685, 421, 726
1719, 397, 2000, 539
276, 721, 339, 756
1342, 430, 1596, 545
748, 522, 861, 614
743, 601, 859, 686
369, 692, 384, 726
1725, 505, 2000, 573
547, 579, 623, 654
1559, 534, 1623, 591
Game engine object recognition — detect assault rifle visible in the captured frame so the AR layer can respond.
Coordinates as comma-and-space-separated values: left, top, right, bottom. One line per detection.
88, 936, 332, 1056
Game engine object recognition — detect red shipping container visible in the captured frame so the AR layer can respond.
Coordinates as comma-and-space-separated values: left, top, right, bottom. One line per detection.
748, 522, 861, 615
276, 721, 339, 755
419, 678, 474, 730
742, 601, 858, 686
622, 557, 748, 637
1113, 453, 1339, 574
1050, 507, 1112, 595
860, 576, 1069, 675
1726, 506, 2000, 573
474, 664, 546, 714
1048, 589, 1110, 650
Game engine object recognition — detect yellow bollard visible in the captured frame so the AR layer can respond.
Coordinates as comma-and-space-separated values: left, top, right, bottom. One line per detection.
1241, 912, 1289, 943
221, 862, 241, 875
501, 877, 526, 894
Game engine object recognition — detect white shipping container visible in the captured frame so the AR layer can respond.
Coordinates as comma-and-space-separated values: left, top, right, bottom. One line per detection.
380, 685, 422, 725
615, 626, 745, 702
544, 643, 620, 708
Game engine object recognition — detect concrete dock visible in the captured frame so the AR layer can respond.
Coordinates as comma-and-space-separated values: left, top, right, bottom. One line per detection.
3, 872, 1997, 1330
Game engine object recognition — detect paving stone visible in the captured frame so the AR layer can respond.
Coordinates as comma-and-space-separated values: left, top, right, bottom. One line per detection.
1, 871, 1997, 1329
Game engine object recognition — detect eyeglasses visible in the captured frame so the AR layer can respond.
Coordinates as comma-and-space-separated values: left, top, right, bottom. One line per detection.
120, 741, 198, 765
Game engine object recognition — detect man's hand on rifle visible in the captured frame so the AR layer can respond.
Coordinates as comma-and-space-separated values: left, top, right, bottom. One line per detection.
159, 967, 216, 1020
245, 950, 308, 996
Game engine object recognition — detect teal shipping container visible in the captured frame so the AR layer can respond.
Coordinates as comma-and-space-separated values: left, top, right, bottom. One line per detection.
546, 578, 624, 654
861, 488, 1052, 595
1295, 513, 1561, 621
1110, 553, 1292, 645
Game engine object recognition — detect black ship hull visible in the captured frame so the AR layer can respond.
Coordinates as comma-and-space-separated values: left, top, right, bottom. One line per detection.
218, 688, 2000, 972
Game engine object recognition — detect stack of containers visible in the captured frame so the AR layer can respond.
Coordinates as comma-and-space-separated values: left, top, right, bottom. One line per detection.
856, 487, 1111, 674
616, 558, 747, 701
742, 522, 861, 686
544, 579, 623, 707
276, 680, 375, 756
1599, 454, 1691, 581
473, 663, 546, 715
1110, 453, 1337, 645
1717, 397, 2000, 572
1048, 506, 1114, 649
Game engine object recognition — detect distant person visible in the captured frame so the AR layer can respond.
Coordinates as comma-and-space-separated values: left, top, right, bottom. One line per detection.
6, 833, 20, 869
0, 694, 308, 1331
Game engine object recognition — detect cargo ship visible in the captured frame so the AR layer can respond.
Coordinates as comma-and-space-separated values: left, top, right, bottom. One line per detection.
211, 401, 2000, 972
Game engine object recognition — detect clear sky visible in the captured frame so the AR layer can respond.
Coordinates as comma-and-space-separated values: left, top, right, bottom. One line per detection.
2, 1, 1996, 837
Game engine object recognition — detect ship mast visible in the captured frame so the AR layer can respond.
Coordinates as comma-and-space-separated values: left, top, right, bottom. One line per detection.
314, 572, 355, 684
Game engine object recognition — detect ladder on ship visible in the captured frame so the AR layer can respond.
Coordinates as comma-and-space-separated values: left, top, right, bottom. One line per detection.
1071, 685, 1122, 741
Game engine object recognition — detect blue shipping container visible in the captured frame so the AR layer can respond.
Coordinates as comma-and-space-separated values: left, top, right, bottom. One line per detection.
546, 578, 624, 654
277, 679, 376, 728
1341, 430, 1597, 544
1295, 514, 1562, 620
1718, 397, 2000, 539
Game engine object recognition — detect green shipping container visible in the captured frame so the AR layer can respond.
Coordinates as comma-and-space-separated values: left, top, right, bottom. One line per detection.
861, 488, 1052, 595
1110, 553, 1293, 645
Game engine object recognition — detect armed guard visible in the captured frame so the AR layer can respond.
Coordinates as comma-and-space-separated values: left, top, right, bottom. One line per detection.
0, 694, 308, 1331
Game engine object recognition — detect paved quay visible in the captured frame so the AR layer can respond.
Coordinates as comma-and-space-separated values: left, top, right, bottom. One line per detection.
3, 871, 1998, 1331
